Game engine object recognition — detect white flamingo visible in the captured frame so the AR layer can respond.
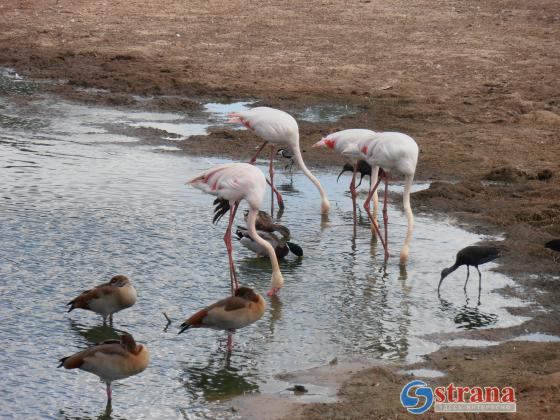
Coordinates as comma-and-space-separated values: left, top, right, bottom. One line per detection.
228, 107, 330, 215
312, 129, 380, 237
343, 132, 418, 264
187, 163, 284, 296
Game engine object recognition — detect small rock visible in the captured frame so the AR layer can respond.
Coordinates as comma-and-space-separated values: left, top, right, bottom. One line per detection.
287, 385, 308, 394
465, 356, 477, 361
329, 357, 338, 366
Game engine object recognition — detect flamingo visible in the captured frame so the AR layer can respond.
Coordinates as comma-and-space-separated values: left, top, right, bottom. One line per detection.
187, 163, 284, 296
312, 129, 380, 237
179, 286, 266, 352
343, 132, 419, 264
438, 246, 501, 304
228, 107, 330, 215
58, 333, 149, 403
66, 275, 137, 326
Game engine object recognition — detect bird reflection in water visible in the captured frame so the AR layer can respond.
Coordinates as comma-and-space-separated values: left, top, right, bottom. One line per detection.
438, 296, 498, 330
68, 319, 121, 346
180, 348, 259, 401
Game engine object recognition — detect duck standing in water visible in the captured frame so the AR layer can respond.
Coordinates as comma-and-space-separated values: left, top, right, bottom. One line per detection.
235, 226, 303, 259
67, 275, 137, 326
178, 287, 266, 351
58, 332, 149, 403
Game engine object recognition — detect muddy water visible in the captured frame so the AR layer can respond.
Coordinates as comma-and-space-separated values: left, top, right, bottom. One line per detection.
0, 73, 531, 418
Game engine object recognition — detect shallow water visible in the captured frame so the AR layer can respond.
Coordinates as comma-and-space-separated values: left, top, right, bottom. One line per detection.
0, 73, 532, 419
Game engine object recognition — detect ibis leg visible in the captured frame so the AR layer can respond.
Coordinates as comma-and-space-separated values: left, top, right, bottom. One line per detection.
463, 266, 470, 291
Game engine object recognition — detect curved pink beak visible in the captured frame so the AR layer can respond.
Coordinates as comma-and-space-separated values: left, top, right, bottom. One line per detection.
267, 287, 280, 297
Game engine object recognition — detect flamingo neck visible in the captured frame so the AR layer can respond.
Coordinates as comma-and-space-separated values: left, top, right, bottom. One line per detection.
247, 208, 284, 293
400, 174, 415, 265
291, 146, 330, 214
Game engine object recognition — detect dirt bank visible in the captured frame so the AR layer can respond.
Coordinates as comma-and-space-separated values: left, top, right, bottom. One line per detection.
1, 0, 559, 417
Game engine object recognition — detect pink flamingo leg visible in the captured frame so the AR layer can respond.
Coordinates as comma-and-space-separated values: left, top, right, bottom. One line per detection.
363, 177, 388, 258
106, 382, 112, 402
248, 141, 268, 165
382, 173, 389, 261
266, 178, 284, 210
349, 164, 358, 238
223, 202, 240, 294
269, 145, 275, 215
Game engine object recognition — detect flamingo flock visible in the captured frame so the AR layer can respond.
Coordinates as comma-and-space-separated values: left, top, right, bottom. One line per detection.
57, 104, 506, 409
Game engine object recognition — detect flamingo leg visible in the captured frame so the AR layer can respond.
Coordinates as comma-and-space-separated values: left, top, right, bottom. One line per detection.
269, 145, 275, 215
382, 172, 390, 261
349, 164, 358, 238
248, 141, 268, 165
224, 201, 240, 294
106, 382, 112, 402
363, 177, 388, 256
266, 178, 284, 211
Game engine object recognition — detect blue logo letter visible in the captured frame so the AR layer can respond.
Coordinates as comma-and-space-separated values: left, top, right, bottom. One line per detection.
400, 380, 434, 414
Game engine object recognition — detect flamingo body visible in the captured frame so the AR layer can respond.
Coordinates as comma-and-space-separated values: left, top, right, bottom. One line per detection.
353, 132, 418, 176
229, 107, 330, 214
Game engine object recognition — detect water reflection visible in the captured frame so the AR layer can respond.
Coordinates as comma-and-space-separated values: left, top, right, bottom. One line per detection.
68, 319, 122, 345
438, 297, 498, 330
0, 72, 530, 418
181, 347, 259, 400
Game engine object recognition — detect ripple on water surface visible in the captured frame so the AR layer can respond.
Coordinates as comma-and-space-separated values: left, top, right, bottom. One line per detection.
0, 81, 533, 418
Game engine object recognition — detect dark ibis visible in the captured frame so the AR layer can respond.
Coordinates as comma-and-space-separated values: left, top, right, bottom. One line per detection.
438, 246, 501, 302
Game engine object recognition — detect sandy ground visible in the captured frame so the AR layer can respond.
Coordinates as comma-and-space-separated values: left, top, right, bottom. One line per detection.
1, 0, 559, 417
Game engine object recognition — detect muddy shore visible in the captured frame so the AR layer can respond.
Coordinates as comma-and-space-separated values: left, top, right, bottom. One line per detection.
1, 0, 559, 417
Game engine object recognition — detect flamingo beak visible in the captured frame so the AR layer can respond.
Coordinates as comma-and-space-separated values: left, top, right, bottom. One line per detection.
267, 288, 280, 297
360, 145, 368, 154
312, 139, 326, 148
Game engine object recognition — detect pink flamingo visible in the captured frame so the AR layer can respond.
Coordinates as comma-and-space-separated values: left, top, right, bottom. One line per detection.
228, 107, 330, 215
187, 163, 284, 296
343, 132, 419, 264
312, 129, 381, 238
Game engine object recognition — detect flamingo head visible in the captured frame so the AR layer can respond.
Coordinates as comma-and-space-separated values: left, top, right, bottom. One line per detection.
312, 138, 336, 149
267, 271, 284, 297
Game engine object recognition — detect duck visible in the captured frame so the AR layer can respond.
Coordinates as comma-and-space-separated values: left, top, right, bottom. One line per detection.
67, 275, 137, 325
212, 203, 291, 240
58, 332, 149, 403
178, 287, 266, 351
235, 226, 303, 259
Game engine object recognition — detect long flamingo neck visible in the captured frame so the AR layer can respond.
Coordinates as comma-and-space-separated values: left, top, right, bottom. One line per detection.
291, 146, 330, 213
247, 208, 283, 292
400, 174, 415, 264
